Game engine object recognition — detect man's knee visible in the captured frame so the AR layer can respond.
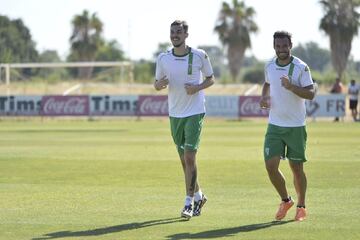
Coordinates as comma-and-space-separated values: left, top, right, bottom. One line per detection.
265, 156, 280, 174
184, 150, 196, 166
290, 162, 305, 177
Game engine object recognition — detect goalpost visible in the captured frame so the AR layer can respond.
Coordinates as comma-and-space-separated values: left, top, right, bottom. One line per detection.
0, 61, 134, 95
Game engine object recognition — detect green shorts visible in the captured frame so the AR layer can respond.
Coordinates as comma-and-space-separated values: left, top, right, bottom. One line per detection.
264, 124, 307, 162
170, 113, 205, 155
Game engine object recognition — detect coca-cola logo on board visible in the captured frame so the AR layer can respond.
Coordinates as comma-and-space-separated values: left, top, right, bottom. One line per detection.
42, 96, 89, 115
138, 97, 168, 115
239, 97, 268, 116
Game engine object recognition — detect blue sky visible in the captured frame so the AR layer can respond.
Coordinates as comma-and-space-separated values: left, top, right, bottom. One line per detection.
1, 0, 360, 61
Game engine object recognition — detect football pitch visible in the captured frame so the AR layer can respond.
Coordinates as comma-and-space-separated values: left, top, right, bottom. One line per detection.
0, 118, 359, 240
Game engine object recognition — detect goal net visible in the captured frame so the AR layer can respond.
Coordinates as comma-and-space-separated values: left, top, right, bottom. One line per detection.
0, 61, 134, 95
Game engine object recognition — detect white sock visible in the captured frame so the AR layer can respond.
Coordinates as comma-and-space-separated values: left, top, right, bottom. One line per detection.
194, 190, 203, 202
184, 196, 193, 206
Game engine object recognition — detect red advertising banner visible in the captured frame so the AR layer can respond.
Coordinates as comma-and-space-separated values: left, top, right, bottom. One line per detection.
41, 96, 89, 116
239, 96, 269, 117
137, 95, 168, 116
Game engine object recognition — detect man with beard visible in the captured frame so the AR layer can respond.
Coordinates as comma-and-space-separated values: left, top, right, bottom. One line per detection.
154, 20, 214, 220
259, 31, 315, 221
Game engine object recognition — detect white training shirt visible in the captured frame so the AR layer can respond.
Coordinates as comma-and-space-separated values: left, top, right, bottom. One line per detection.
348, 83, 360, 101
265, 56, 313, 127
155, 47, 214, 118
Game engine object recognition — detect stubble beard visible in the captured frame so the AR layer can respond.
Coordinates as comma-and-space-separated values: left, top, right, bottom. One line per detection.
277, 51, 290, 61
172, 41, 185, 48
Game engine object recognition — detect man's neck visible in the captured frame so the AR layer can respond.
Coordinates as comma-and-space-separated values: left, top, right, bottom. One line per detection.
173, 44, 189, 56
277, 56, 292, 66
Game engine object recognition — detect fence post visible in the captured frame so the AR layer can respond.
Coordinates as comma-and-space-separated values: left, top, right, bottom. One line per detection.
5, 64, 10, 96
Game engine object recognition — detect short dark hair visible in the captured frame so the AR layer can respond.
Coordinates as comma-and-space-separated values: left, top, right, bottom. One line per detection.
170, 20, 189, 33
273, 31, 292, 45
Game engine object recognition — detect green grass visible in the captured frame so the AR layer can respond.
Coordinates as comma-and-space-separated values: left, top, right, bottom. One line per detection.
0, 118, 359, 240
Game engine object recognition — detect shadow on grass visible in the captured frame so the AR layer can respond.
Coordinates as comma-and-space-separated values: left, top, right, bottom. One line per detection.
166, 220, 295, 239
32, 217, 184, 240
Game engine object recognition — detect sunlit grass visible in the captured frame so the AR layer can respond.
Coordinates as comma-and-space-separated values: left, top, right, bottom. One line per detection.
0, 119, 359, 240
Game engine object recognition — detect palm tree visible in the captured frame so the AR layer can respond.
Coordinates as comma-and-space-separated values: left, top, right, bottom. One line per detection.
70, 10, 103, 79
319, 0, 360, 80
214, 0, 258, 82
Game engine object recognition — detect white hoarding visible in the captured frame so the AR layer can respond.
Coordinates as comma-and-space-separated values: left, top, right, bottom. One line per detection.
306, 94, 345, 117
205, 96, 239, 118
0, 95, 42, 115
89, 95, 138, 116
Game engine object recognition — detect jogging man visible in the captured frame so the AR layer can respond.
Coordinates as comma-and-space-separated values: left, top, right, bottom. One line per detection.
260, 31, 315, 221
348, 79, 359, 121
154, 20, 214, 219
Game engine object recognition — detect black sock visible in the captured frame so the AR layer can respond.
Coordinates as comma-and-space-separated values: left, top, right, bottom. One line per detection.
282, 196, 291, 202
297, 205, 306, 208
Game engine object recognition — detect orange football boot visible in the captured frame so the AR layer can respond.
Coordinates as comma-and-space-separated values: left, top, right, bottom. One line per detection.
295, 207, 307, 221
275, 199, 294, 220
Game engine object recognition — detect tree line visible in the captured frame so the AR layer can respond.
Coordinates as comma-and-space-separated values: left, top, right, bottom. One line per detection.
0, 0, 359, 83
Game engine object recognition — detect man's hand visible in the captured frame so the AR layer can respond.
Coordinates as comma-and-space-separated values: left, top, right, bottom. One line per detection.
154, 76, 169, 90
281, 75, 315, 100
184, 83, 200, 95
281, 75, 294, 91
259, 96, 270, 109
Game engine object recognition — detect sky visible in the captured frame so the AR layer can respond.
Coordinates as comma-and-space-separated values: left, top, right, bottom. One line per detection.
1, 0, 360, 61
